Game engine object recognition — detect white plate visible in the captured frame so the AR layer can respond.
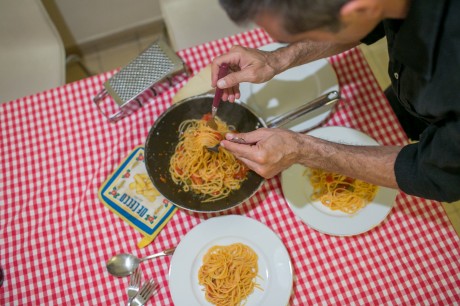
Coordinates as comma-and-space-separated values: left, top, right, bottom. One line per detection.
281, 126, 397, 236
239, 42, 339, 132
169, 215, 293, 306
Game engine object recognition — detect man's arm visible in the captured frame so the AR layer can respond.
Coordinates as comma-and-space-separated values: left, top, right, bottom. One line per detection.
297, 135, 400, 188
222, 128, 400, 189
212, 41, 359, 92
268, 41, 359, 74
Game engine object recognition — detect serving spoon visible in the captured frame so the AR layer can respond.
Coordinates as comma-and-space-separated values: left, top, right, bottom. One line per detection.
106, 247, 176, 277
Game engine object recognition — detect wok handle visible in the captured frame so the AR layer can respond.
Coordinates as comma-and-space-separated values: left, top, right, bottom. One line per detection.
266, 90, 340, 128
212, 63, 230, 114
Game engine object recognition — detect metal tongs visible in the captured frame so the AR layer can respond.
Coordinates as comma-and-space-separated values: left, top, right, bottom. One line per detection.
207, 63, 229, 129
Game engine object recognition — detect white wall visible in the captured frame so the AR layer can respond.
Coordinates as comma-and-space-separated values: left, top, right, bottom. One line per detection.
45, 0, 162, 46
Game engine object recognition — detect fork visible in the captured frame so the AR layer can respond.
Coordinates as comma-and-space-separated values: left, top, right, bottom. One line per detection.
130, 279, 159, 306
126, 267, 142, 306
206, 136, 247, 152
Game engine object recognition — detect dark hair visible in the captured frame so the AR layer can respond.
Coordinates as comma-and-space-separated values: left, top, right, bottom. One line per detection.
219, 0, 349, 33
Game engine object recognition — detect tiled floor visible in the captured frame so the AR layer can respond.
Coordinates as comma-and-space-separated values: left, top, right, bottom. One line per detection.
66, 32, 460, 237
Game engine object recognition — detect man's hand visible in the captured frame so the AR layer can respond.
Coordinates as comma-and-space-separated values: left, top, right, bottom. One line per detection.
211, 45, 279, 102
221, 128, 303, 178
210, 41, 357, 103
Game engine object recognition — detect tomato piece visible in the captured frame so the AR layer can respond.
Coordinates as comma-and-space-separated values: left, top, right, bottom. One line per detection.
201, 113, 212, 122
191, 174, 203, 185
234, 165, 249, 179
213, 131, 224, 141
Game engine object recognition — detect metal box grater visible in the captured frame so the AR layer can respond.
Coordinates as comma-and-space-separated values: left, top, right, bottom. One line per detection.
93, 38, 187, 122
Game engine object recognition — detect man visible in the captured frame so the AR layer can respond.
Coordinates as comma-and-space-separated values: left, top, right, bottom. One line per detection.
210, 0, 460, 202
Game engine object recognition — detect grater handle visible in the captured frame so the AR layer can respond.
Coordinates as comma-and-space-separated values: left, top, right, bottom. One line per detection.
93, 88, 123, 122
93, 88, 111, 117
93, 88, 108, 103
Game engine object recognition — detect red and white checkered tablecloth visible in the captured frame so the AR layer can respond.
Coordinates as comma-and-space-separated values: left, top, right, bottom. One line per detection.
1, 28, 459, 305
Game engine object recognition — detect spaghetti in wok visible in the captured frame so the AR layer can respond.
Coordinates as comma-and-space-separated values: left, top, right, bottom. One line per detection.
169, 114, 249, 202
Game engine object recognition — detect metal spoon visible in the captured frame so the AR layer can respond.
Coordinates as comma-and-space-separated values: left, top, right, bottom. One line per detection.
106, 247, 176, 277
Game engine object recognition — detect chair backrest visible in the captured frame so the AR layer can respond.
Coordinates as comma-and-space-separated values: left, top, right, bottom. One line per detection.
0, 0, 65, 103
159, 0, 256, 51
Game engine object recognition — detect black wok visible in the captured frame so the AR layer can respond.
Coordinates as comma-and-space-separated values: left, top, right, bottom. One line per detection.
145, 91, 339, 213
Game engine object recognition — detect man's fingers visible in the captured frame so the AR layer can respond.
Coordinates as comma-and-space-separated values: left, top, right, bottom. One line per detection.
221, 87, 231, 102
225, 129, 269, 144
221, 130, 266, 159
211, 52, 244, 87
221, 139, 254, 157
234, 90, 241, 100
234, 156, 264, 175
218, 85, 240, 102
230, 153, 274, 179
217, 70, 250, 89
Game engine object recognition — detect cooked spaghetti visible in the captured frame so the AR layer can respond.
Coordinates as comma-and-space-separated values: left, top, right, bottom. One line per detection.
169, 115, 249, 202
198, 243, 262, 306
306, 168, 378, 214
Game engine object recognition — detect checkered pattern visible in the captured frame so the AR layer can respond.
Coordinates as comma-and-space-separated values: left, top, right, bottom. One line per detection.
1, 28, 459, 305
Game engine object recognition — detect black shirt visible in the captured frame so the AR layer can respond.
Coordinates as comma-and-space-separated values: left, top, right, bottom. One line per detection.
361, 0, 460, 202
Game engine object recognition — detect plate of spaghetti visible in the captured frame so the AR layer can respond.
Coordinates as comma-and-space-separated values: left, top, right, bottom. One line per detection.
281, 126, 398, 236
168, 215, 293, 306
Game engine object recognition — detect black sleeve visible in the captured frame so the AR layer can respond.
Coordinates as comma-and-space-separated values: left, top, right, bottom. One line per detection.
361, 22, 386, 45
394, 120, 460, 202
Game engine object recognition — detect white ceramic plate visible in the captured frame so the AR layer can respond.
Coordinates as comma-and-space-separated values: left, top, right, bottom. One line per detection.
169, 215, 293, 306
281, 126, 397, 236
239, 42, 339, 132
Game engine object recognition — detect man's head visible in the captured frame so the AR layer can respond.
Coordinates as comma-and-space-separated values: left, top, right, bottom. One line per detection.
219, 0, 386, 43
220, 0, 348, 34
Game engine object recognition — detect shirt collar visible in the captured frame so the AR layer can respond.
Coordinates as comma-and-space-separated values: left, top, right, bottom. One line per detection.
392, 0, 448, 79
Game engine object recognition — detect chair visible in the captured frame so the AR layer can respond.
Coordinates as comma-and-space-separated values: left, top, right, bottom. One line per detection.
159, 0, 256, 51
0, 0, 65, 103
